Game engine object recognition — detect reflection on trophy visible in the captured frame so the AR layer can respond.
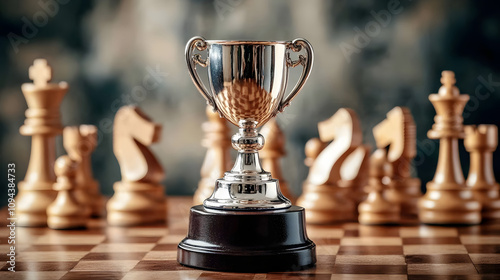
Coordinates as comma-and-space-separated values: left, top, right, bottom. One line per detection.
178, 37, 316, 272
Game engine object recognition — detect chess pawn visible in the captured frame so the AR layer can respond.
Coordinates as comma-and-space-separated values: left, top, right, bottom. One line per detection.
64, 125, 105, 217
47, 155, 90, 229
193, 106, 232, 205
358, 149, 400, 225
17, 59, 68, 227
303, 137, 327, 167
465, 125, 500, 219
260, 119, 294, 201
418, 71, 481, 225
107, 106, 167, 226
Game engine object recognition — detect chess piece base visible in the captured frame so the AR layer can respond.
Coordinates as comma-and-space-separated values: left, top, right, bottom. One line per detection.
418, 183, 482, 225
47, 216, 87, 230
107, 182, 167, 226
386, 177, 421, 217
297, 183, 355, 224
178, 205, 316, 272
358, 193, 400, 225
473, 188, 500, 219
358, 212, 399, 225
16, 185, 57, 227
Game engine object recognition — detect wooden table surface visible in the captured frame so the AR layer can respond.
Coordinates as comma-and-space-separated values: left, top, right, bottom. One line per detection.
1, 197, 499, 279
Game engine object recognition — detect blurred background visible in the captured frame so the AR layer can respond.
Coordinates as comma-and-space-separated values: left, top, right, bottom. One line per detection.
1, 0, 499, 205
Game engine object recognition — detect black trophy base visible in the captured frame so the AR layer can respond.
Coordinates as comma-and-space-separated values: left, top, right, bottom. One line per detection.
177, 205, 316, 272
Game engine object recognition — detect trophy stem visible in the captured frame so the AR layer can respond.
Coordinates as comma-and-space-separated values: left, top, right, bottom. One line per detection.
203, 120, 291, 210
230, 121, 265, 174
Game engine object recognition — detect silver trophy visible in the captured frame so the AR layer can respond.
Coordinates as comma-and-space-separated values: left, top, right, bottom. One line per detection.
186, 36, 313, 210
178, 37, 315, 272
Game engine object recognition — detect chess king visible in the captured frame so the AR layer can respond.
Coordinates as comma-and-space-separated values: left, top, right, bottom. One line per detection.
17, 59, 68, 227
178, 37, 316, 272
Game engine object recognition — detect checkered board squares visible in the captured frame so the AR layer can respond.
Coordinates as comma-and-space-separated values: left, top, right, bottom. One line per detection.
0, 197, 499, 280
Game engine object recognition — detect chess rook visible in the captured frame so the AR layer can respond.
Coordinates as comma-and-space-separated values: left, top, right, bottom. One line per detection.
64, 125, 104, 217
47, 155, 90, 230
193, 106, 231, 205
465, 125, 500, 219
107, 106, 167, 226
418, 71, 481, 225
17, 59, 68, 227
260, 119, 294, 201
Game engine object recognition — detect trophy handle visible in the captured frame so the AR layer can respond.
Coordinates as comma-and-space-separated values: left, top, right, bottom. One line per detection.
185, 36, 218, 111
279, 38, 314, 113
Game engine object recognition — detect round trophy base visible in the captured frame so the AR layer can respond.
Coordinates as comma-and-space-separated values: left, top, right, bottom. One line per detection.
177, 205, 316, 272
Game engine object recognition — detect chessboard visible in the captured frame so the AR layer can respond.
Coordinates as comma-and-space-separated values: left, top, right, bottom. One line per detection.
1, 197, 499, 279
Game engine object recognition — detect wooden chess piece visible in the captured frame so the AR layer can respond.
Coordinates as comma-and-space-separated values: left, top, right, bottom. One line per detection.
107, 106, 167, 226
17, 59, 68, 227
418, 71, 481, 225
47, 155, 90, 229
373, 107, 421, 218
358, 148, 400, 225
297, 108, 361, 224
193, 106, 232, 205
465, 125, 500, 219
63, 125, 105, 217
338, 145, 371, 206
260, 119, 294, 201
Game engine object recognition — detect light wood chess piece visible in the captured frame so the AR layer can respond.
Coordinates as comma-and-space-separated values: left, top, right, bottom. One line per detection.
358, 149, 400, 225
260, 119, 294, 201
107, 106, 167, 226
418, 71, 481, 225
338, 145, 371, 207
47, 155, 90, 229
465, 125, 500, 219
17, 59, 68, 227
193, 106, 232, 205
63, 125, 105, 217
297, 108, 361, 224
373, 107, 421, 218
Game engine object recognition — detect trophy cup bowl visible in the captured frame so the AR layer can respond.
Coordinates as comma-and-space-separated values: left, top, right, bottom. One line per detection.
186, 37, 313, 127
178, 37, 316, 272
